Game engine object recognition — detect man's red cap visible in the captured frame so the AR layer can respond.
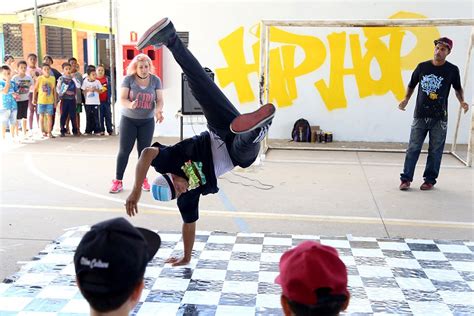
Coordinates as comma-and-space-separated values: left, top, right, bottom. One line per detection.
434, 37, 453, 51
275, 241, 349, 305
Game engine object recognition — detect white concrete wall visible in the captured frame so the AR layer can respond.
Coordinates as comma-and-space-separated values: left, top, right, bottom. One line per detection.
115, 0, 473, 143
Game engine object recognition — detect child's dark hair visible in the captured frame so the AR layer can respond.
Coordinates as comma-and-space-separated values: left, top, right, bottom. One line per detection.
62, 62, 71, 69
4, 54, 13, 62
43, 55, 54, 63
79, 278, 143, 313
17, 60, 27, 67
86, 65, 96, 76
27, 53, 37, 59
286, 289, 348, 316
41, 63, 51, 68
287, 299, 347, 316
1, 65, 11, 72
68, 57, 77, 63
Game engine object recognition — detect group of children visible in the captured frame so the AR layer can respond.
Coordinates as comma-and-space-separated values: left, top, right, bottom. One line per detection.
0, 53, 114, 141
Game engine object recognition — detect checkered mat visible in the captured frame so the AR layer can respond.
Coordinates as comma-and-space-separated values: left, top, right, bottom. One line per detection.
1, 228, 473, 315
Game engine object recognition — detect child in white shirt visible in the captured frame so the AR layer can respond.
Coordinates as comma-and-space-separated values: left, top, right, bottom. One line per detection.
81, 65, 102, 135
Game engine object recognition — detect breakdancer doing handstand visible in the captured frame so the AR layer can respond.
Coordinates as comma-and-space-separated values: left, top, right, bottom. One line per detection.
125, 18, 275, 266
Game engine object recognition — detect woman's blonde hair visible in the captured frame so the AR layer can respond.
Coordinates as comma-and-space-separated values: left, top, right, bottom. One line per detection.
126, 53, 155, 76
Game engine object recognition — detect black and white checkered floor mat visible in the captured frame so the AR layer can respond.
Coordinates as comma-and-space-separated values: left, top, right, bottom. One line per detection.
1, 228, 473, 315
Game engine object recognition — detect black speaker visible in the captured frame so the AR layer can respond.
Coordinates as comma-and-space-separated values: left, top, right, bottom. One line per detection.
181, 67, 214, 115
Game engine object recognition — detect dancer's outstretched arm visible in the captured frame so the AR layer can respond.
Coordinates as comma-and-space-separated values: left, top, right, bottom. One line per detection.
126, 147, 159, 216
165, 222, 195, 267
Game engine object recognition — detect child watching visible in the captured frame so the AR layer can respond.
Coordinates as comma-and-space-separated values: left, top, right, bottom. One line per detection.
74, 218, 160, 315
4, 54, 16, 75
276, 241, 350, 316
26, 53, 42, 132
12, 61, 34, 138
81, 65, 102, 135
57, 62, 79, 137
0, 65, 18, 141
97, 64, 113, 135
68, 57, 83, 134
33, 64, 57, 138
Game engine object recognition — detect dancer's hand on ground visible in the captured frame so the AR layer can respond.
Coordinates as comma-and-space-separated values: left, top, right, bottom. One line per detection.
155, 110, 164, 123
398, 99, 408, 111
125, 189, 141, 217
461, 101, 469, 113
165, 256, 191, 267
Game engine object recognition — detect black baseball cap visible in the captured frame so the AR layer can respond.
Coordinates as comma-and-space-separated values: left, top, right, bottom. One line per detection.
74, 217, 161, 295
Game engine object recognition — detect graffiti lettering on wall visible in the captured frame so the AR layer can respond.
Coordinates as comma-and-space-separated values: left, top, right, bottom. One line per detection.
215, 11, 440, 111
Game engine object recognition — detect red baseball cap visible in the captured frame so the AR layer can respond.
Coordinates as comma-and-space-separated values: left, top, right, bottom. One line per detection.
275, 241, 349, 305
434, 37, 453, 50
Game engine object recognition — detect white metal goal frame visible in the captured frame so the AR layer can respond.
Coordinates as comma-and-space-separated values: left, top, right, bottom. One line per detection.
258, 19, 474, 166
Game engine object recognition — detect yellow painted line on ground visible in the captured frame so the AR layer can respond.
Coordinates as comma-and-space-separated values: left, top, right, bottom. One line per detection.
19, 153, 474, 230
2, 204, 473, 230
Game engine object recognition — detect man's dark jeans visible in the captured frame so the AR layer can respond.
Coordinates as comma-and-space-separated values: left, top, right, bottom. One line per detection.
400, 118, 447, 185
167, 35, 264, 168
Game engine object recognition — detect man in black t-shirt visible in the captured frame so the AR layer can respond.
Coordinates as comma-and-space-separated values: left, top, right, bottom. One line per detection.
125, 18, 275, 266
398, 37, 469, 191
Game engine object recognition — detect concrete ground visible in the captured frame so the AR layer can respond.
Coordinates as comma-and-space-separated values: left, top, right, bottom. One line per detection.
0, 134, 473, 280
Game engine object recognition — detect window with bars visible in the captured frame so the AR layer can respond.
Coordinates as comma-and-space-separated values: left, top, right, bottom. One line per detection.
3, 24, 24, 58
46, 26, 73, 59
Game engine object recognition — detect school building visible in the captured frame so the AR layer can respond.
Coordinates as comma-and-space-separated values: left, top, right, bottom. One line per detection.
1, 0, 472, 148
0, 0, 111, 74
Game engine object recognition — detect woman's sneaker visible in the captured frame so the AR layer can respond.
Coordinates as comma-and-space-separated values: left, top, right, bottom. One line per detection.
136, 18, 176, 50
142, 178, 151, 191
110, 179, 123, 193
